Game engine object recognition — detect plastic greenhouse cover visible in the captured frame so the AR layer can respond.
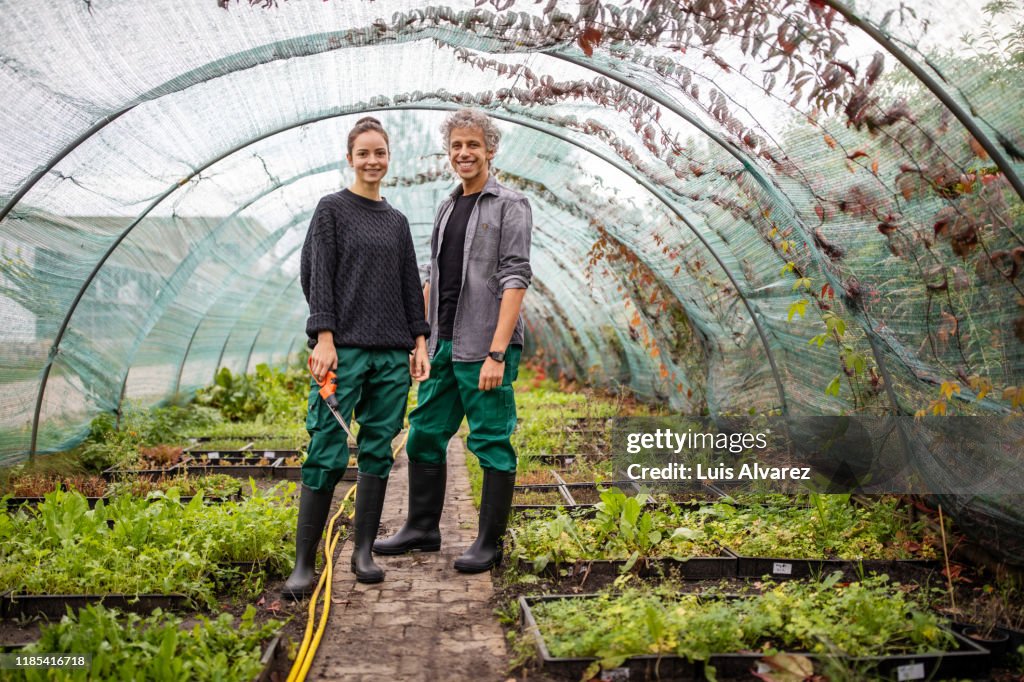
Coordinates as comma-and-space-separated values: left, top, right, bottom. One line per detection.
0, 0, 1022, 559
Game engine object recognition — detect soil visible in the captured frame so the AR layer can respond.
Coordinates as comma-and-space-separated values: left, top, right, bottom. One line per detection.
513, 490, 566, 506
514, 469, 555, 486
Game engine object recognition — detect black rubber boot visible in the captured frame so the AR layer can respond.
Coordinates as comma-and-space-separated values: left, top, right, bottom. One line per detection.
351, 473, 388, 584
453, 468, 516, 574
373, 460, 446, 555
281, 485, 334, 601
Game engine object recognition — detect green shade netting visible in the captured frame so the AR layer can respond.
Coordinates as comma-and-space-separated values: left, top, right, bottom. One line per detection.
1, 0, 1022, 561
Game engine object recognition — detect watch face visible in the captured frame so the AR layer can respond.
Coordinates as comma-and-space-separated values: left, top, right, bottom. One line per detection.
489, 351, 505, 362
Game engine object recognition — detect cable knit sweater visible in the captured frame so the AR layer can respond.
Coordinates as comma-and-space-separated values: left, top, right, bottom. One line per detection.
300, 189, 430, 350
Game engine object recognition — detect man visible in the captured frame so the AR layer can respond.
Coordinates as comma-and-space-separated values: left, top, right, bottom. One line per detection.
374, 108, 532, 573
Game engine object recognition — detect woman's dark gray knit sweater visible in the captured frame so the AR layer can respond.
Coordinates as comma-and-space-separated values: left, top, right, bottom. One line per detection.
300, 189, 430, 349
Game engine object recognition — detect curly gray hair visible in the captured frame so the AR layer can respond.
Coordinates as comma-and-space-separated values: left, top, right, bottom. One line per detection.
441, 108, 501, 153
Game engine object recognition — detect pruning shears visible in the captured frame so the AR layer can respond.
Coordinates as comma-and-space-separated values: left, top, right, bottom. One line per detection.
308, 357, 357, 442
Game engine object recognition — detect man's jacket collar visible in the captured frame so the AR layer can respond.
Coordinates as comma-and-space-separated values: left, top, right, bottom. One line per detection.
447, 174, 501, 200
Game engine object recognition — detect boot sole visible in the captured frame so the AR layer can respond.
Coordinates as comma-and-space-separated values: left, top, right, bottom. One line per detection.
280, 587, 315, 601
354, 573, 385, 584
453, 559, 498, 574
372, 543, 441, 556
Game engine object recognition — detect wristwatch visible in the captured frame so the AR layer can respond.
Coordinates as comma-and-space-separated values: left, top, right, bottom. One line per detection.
488, 350, 506, 363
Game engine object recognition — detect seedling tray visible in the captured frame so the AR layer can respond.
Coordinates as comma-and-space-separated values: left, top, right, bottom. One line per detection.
254, 636, 282, 682
520, 594, 990, 681
186, 448, 306, 459
0, 632, 282, 681
276, 465, 358, 481
527, 453, 577, 467
181, 455, 281, 479
561, 481, 642, 506
512, 484, 571, 511
4, 592, 192, 620
732, 554, 938, 580
214, 560, 285, 586
5, 496, 106, 511
514, 551, 738, 582
102, 464, 183, 481
176, 494, 240, 505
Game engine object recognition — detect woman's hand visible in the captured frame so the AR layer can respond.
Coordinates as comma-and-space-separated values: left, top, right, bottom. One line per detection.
410, 337, 430, 382
310, 332, 337, 381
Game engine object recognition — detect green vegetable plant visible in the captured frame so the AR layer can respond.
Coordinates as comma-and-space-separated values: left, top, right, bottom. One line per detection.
195, 368, 269, 422
528, 575, 955, 680
702, 495, 938, 560
508, 488, 719, 573
105, 473, 242, 500
0, 483, 297, 603
13, 604, 280, 682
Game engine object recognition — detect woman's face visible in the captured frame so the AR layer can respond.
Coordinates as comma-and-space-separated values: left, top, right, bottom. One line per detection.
347, 130, 389, 184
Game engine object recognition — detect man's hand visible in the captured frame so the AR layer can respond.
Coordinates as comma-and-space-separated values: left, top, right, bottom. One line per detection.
478, 357, 504, 391
410, 346, 431, 382
310, 337, 337, 381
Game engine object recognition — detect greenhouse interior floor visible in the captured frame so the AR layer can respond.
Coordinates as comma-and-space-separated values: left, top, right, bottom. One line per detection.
306, 439, 509, 681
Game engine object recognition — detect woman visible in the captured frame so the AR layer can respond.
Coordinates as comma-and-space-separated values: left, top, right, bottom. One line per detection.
283, 116, 430, 596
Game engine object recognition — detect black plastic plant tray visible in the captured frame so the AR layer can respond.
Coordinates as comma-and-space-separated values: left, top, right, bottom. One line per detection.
215, 560, 283, 582
520, 594, 990, 682
218, 560, 274, 573
561, 481, 642, 506
526, 453, 576, 467
176, 493, 240, 505
182, 456, 281, 479
949, 621, 1022, 668
184, 448, 280, 458
512, 484, 571, 511
5, 496, 106, 511
732, 554, 938, 580
272, 464, 302, 480
515, 551, 738, 581
186, 448, 309, 459
254, 635, 282, 682
520, 594, 698, 680
4, 593, 192, 620
702, 631, 990, 681
268, 462, 381, 482
102, 464, 183, 482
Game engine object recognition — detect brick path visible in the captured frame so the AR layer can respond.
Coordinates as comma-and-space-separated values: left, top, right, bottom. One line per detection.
307, 438, 510, 681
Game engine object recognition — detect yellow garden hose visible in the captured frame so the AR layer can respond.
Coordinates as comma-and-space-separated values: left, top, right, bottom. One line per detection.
286, 430, 409, 682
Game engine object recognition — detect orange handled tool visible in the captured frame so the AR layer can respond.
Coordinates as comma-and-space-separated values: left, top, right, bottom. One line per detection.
308, 357, 357, 442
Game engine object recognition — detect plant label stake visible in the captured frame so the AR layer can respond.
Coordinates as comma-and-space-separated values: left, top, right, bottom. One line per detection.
308, 357, 357, 443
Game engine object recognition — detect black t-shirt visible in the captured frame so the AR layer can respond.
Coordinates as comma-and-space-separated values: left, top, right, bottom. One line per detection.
437, 192, 480, 340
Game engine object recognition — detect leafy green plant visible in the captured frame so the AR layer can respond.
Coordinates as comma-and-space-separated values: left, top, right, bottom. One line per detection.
105, 473, 241, 500
195, 368, 269, 422
508, 488, 718, 572
13, 604, 280, 682
0, 484, 297, 602
702, 495, 939, 560
528, 575, 955, 679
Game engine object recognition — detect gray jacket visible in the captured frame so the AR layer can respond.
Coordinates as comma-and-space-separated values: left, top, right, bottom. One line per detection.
424, 175, 533, 361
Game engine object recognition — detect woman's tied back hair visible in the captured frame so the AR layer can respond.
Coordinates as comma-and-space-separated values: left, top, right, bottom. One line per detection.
347, 116, 389, 155
441, 109, 500, 153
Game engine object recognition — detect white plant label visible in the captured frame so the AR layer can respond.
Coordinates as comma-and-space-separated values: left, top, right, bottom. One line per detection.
897, 663, 925, 680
